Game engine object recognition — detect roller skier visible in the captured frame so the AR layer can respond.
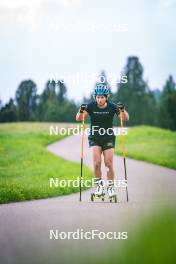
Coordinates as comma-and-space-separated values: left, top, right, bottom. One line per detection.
76, 84, 129, 202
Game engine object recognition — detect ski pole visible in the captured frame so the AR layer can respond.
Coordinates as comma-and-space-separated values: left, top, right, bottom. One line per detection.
80, 111, 85, 202
119, 110, 129, 202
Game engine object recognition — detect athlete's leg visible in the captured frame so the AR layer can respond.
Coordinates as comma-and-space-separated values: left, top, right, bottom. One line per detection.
91, 146, 102, 179
103, 148, 115, 180
91, 146, 105, 197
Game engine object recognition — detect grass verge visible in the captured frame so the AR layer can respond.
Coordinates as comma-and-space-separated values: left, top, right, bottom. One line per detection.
115, 126, 176, 169
0, 122, 93, 204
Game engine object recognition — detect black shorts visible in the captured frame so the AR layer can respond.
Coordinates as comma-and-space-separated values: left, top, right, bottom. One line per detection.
88, 136, 116, 151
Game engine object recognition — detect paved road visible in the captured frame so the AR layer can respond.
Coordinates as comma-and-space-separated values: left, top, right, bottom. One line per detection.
0, 135, 176, 264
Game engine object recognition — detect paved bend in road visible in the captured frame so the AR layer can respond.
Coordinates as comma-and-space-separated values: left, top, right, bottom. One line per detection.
0, 135, 176, 264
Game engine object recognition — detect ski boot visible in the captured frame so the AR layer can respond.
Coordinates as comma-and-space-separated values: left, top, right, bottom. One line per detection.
107, 181, 117, 203
91, 178, 105, 202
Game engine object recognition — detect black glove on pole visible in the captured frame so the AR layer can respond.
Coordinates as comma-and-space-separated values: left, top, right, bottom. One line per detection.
117, 102, 125, 113
79, 104, 87, 113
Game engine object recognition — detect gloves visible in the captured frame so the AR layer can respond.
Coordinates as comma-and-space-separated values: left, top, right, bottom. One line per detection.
79, 104, 87, 113
117, 102, 125, 113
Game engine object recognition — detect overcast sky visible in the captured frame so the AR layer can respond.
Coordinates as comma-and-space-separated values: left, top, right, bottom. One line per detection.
0, 0, 176, 104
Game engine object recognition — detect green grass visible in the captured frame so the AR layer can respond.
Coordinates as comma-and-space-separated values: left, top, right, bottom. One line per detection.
99, 207, 176, 264
1, 123, 176, 203
0, 122, 93, 204
115, 126, 176, 169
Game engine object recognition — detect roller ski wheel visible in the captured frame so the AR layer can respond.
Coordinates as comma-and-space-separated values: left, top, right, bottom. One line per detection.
107, 184, 117, 203
108, 194, 117, 203
91, 193, 94, 202
91, 193, 105, 202
91, 179, 105, 202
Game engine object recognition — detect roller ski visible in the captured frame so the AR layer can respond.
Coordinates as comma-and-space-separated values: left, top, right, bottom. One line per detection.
91, 179, 105, 202
107, 182, 117, 203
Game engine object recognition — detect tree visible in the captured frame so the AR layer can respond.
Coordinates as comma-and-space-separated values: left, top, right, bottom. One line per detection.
158, 75, 176, 130
0, 98, 2, 110
57, 81, 67, 104
38, 80, 59, 121
15, 80, 38, 121
37, 79, 77, 122
113, 56, 157, 125
0, 98, 17, 122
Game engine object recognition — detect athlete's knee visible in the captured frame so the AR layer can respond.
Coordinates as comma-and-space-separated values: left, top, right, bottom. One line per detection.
93, 160, 101, 170
105, 160, 113, 169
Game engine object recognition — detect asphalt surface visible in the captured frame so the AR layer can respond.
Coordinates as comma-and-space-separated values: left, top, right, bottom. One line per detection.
0, 135, 176, 264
